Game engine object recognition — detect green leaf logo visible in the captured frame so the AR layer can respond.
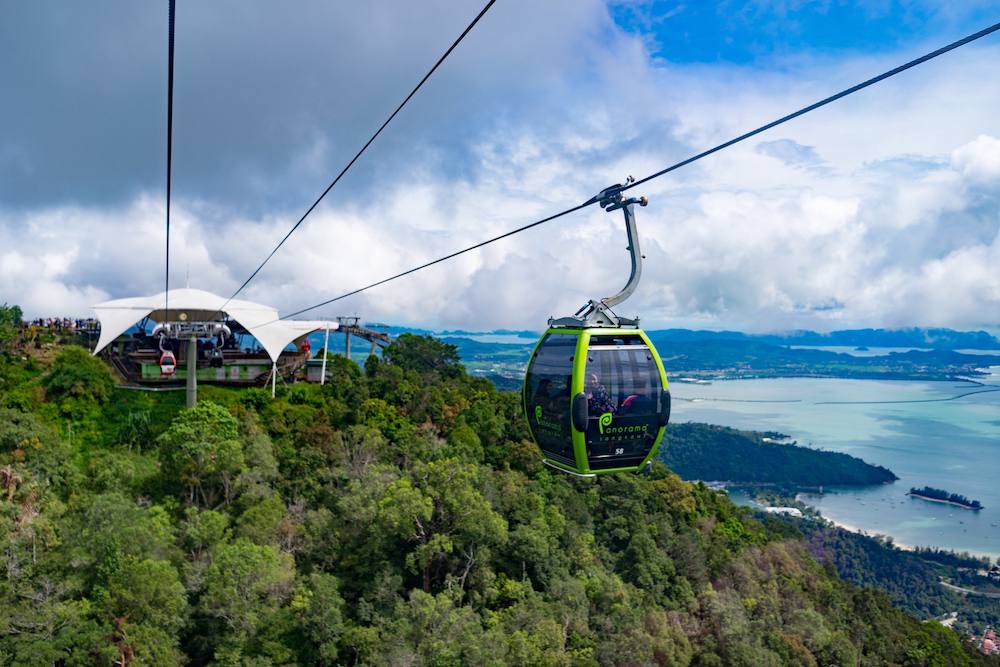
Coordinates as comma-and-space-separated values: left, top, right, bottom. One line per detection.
534, 405, 542, 421
598, 412, 613, 434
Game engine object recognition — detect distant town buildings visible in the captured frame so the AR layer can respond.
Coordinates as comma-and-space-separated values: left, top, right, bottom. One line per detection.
973, 627, 998, 656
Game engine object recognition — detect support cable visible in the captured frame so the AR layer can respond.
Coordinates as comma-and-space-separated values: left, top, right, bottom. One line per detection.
221, 0, 498, 311
164, 0, 176, 320
276, 202, 590, 321
625, 20, 1000, 192
271, 20, 1000, 322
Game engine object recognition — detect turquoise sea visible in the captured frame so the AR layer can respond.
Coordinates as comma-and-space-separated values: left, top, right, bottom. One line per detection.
670, 373, 1000, 559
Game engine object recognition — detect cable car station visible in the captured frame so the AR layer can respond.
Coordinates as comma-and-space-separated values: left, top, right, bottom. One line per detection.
91, 288, 390, 407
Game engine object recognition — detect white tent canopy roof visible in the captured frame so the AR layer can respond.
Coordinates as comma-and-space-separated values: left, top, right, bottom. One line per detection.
91, 288, 338, 363
251, 319, 340, 363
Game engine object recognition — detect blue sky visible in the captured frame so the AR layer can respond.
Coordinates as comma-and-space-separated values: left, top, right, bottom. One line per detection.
611, 1, 998, 63
1, 1, 999, 332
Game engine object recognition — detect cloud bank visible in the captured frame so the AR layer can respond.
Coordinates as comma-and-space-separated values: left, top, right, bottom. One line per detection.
1, 1, 998, 333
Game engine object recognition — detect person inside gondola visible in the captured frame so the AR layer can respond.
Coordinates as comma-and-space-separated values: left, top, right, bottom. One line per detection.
618, 393, 642, 415
587, 373, 616, 414
532, 378, 554, 407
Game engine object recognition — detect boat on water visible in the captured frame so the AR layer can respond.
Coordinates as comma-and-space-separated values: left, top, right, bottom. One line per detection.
673, 377, 713, 385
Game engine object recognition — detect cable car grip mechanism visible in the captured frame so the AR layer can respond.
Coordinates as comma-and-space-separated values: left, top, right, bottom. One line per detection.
549, 176, 648, 329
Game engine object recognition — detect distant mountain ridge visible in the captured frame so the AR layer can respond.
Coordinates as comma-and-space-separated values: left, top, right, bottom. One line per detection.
359, 325, 1000, 384
647, 327, 1000, 350
369, 325, 1000, 350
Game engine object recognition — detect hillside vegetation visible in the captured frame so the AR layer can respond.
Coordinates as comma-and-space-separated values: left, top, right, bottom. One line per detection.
799, 523, 1000, 634
0, 312, 995, 665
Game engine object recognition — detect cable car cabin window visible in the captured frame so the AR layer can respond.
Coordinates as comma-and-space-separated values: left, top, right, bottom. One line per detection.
588, 335, 649, 346
583, 337, 662, 470
524, 333, 578, 465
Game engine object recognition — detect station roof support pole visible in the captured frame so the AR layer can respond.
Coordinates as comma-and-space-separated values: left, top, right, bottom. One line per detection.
186, 337, 197, 408
321, 324, 330, 386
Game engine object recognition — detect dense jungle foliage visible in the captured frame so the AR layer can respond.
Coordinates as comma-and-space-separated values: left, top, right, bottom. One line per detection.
799, 523, 1000, 634
0, 313, 996, 665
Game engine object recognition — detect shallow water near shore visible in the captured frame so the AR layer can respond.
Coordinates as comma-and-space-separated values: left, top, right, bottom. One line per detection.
670, 376, 1000, 559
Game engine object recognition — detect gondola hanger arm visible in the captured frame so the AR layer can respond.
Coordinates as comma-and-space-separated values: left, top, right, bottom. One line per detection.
549, 177, 648, 329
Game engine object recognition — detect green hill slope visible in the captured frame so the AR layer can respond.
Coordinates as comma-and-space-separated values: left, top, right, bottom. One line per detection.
799, 522, 1000, 633
0, 319, 994, 665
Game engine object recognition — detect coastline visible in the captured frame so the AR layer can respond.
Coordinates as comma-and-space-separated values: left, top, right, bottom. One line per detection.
769, 493, 918, 548
687, 376, 1000, 562
795, 494, 1000, 561
790, 497, 912, 549
814, 512, 916, 551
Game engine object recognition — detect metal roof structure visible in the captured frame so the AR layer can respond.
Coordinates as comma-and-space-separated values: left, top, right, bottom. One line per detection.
91, 288, 338, 362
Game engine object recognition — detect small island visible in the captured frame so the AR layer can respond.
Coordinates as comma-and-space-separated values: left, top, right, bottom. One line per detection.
908, 486, 983, 510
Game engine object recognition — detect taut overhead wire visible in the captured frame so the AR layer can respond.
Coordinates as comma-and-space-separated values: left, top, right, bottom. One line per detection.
221, 0, 498, 311
164, 0, 176, 320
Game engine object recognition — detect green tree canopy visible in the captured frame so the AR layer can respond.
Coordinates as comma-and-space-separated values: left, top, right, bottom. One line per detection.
0, 303, 22, 347
41, 345, 115, 418
104, 556, 188, 634
200, 539, 295, 639
383, 333, 463, 377
158, 401, 245, 508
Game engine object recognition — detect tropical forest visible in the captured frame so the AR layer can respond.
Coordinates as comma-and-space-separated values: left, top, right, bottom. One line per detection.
0, 308, 996, 666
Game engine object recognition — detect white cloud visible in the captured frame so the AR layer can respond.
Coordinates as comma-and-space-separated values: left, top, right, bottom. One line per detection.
952, 135, 1000, 185
1, 3, 998, 333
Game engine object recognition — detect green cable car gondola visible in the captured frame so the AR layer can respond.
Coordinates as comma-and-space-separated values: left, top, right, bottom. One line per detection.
523, 179, 670, 476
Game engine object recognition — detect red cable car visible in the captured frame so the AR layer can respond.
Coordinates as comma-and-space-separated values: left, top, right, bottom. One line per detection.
159, 350, 177, 376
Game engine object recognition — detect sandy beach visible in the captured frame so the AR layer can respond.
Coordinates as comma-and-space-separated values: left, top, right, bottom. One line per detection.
793, 493, 919, 549
795, 493, 1000, 559
819, 513, 917, 551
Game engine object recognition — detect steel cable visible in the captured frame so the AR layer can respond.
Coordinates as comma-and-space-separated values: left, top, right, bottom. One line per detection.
164, 0, 176, 320
221, 0, 498, 311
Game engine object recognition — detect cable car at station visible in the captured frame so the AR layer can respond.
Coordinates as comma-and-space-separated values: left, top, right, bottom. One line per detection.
159, 351, 177, 375
159, 344, 177, 376
209, 331, 227, 369
523, 179, 670, 476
